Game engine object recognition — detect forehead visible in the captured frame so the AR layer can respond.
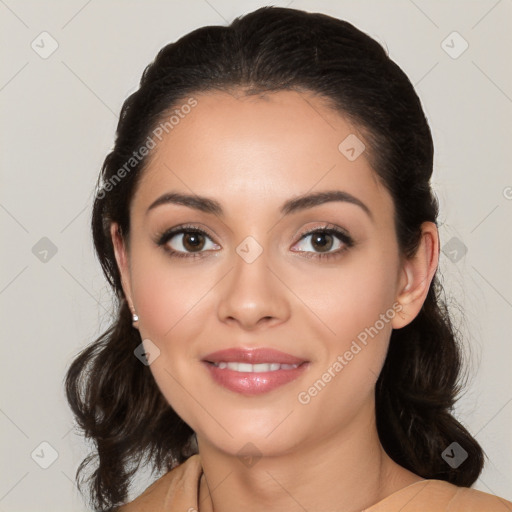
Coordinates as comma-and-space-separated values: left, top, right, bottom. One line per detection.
131, 89, 393, 221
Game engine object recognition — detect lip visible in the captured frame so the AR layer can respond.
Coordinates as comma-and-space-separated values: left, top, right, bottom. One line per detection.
202, 348, 309, 395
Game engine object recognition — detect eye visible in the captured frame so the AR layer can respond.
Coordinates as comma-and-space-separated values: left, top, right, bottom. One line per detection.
291, 224, 354, 260
156, 224, 220, 259
155, 223, 354, 261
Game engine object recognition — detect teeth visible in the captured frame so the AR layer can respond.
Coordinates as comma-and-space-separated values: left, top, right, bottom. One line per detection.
212, 362, 299, 372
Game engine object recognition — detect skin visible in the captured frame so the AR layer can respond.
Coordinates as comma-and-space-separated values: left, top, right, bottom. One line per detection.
111, 89, 439, 512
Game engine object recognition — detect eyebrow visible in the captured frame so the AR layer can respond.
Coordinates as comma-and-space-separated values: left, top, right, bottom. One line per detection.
146, 190, 373, 220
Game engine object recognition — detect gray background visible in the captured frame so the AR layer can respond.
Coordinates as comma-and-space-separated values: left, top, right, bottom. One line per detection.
1, 0, 511, 510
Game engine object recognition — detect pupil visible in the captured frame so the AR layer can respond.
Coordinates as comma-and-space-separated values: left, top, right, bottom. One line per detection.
312, 233, 332, 252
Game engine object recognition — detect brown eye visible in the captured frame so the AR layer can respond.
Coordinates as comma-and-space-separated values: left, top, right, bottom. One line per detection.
157, 226, 220, 258
181, 232, 206, 252
309, 232, 334, 252
291, 226, 354, 261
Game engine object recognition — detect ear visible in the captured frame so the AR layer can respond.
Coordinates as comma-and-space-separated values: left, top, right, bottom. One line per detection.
110, 222, 136, 317
391, 221, 439, 329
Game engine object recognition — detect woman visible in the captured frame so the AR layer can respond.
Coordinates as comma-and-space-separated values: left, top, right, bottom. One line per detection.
65, 6, 512, 511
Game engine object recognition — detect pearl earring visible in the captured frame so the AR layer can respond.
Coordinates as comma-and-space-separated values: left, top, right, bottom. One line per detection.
132, 313, 139, 322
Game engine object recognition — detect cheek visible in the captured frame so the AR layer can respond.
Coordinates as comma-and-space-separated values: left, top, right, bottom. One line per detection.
129, 254, 213, 423
290, 247, 399, 344
292, 268, 397, 429
130, 251, 215, 343
291, 248, 399, 400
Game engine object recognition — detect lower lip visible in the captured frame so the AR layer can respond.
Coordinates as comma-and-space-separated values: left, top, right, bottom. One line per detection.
203, 362, 309, 395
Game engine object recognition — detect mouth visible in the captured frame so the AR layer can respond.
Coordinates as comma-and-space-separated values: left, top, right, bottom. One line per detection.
201, 347, 310, 395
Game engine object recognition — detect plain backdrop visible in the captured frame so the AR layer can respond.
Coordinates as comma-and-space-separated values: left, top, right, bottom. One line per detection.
1, 0, 511, 510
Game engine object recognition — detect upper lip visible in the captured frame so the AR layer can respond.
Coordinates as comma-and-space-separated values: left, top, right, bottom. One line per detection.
202, 348, 307, 365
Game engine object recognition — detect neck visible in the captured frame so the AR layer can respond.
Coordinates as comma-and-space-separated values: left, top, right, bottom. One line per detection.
196, 400, 421, 512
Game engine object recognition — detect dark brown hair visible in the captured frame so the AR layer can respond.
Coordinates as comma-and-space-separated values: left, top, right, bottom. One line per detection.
65, 6, 484, 511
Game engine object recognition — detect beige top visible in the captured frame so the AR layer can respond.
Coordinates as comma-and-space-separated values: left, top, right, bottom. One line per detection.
117, 454, 512, 511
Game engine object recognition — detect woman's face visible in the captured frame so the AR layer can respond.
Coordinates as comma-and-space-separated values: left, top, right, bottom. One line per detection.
113, 90, 412, 458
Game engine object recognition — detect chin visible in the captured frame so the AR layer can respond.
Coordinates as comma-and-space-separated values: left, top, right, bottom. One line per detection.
194, 414, 306, 459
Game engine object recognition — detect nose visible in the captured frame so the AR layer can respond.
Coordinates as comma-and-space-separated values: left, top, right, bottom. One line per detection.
216, 247, 291, 331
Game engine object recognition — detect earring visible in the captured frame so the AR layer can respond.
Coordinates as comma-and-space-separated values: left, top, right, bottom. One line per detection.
132, 313, 139, 322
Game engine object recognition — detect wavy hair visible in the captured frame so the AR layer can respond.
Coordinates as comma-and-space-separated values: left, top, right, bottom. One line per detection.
65, 6, 484, 511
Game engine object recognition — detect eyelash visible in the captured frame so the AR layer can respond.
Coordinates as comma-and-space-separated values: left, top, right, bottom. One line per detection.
155, 223, 354, 261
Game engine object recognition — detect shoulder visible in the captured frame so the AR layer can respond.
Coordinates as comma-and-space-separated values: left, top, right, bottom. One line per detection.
445, 483, 512, 511
366, 479, 512, 512
115, 454, 202, 512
